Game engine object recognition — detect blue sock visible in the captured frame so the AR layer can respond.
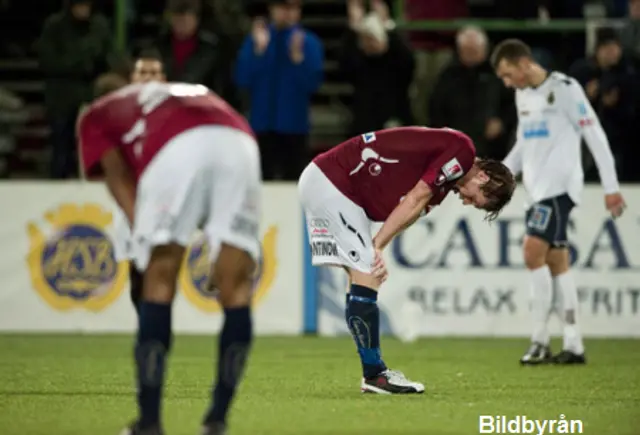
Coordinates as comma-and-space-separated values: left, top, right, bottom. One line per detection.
135, 302, 172, 428
346, 284, 387, 378
204, 306, 253, 425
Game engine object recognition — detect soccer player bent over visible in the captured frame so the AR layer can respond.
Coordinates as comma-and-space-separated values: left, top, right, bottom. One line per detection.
298, 127, 515, 394
79, 81, 262, 435
491, 39, 626, 365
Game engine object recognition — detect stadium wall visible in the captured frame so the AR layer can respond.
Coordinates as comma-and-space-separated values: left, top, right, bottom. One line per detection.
0, 183, 637, 337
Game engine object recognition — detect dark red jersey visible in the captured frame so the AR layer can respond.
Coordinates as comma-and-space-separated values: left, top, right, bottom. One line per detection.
78, 82, 253, 180
313, 127, 476, 221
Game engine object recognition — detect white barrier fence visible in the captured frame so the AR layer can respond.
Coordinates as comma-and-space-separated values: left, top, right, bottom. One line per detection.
318, 187, 640, 338
0, 183, 303, 334
0, 182, 638, 337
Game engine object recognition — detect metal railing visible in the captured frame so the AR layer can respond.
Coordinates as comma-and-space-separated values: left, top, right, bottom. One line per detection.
392, 0, 625, 55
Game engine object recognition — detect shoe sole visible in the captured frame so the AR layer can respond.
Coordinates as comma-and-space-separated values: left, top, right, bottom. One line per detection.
360, 383, 425, 395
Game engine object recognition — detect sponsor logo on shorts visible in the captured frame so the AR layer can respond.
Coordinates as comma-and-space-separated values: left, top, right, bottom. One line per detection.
310, 218, 330, 235
179, 226, 278, 313
348, 250, 360, 262
311, 241, 338, 257
528, 204, 552, 231
26, 203, 128, 311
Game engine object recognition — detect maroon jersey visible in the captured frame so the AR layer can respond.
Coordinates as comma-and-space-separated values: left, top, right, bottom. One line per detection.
314, 127, 476, 221
78, 82, 253, 180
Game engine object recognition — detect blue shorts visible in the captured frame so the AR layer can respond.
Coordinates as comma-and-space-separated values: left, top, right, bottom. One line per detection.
525, 194, 574, 249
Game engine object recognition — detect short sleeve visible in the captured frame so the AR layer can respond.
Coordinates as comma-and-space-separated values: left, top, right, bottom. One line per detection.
78, 109, 116, 178
420, 131, 476, 192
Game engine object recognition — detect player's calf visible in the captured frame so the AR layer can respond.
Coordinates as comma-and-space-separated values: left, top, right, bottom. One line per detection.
202, 244, 255, 433
523, 237, 554, 362
129, 243, 184, 433
345, 269, 423, 394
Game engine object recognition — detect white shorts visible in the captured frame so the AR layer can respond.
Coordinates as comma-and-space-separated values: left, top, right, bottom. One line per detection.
298, 162, 374, 274
132, 125, 261, 270
111, 206, 133, 262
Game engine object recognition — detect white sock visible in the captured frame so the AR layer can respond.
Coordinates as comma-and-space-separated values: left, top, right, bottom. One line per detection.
529, 265, 553, 345
555, 271, 585, 354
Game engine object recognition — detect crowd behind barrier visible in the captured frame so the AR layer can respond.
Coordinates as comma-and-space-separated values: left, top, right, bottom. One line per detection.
0, 0, 638, 182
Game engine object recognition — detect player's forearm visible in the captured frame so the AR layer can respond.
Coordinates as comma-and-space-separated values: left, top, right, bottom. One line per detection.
374, 194, 428, 251
584, 127, 620, 194
105, 173, 136, 227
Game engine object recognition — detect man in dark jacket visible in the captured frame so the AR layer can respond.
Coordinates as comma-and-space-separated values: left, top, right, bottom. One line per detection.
234, 0, 324, 181
570, 28, 638, 181
156, 0, 240, 109
340, 2, 414, 137
430, 26, 515, 160
38, 0, 111, 179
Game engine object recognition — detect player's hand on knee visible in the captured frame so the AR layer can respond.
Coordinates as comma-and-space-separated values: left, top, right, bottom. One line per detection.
371, 249, 388, 283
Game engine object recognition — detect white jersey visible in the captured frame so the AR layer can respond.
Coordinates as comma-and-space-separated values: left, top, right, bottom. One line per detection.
503, 71, 619, 207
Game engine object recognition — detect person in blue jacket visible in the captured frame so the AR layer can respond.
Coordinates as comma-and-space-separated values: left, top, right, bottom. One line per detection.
235, 0, 324, 181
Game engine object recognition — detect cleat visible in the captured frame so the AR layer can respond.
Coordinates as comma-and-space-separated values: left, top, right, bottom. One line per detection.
520, 342, 552, 366
200, 422, 226, 435
360, 369, 424, 394
119, 421, 164, 435
550, 350, 586, 365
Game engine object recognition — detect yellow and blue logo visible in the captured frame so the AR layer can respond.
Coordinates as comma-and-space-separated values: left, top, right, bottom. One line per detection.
26, 204, 128, 311
179, 226, 278, 312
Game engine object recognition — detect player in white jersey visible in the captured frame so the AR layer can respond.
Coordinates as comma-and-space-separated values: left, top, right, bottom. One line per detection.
490, 39, 626, 365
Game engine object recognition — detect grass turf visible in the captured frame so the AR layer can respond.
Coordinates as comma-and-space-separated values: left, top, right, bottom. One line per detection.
0, 335, 638, 435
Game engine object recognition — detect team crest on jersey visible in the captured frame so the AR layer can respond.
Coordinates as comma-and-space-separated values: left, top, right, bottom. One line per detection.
442, 158, 463, 181
179, 226, 278, 313
547, 92, 555, 105
362, 132, 376, 143
26, 204, 128, 311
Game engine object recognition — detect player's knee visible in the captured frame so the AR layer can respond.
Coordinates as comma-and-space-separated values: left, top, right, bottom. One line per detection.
349, 269, 381, 291
523, 236, 549, 270
213, 244, 256, 308
143, 244, 184, 303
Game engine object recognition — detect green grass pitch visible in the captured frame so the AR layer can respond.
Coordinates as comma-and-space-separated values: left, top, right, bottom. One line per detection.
0, 335, 638, 435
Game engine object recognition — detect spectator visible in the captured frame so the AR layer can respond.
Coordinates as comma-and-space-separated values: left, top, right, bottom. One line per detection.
131, 49, 167, 83
38, 0, 111, 179
0, 88, 27, 178
235, 0, 323, 181
340, 0, 414, 137
429, 27, 515, 160
404, 0, 468, 126
156, 0, 240, 108
570, 29, 637, 181
619, 0, 640, 66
